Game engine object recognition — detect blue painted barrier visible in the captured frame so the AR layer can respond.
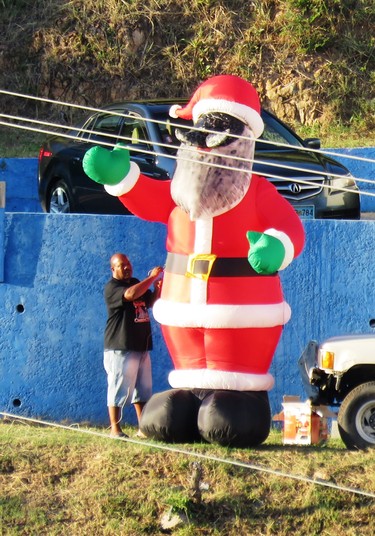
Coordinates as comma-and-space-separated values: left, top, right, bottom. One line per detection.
0, 214, 168, 425
0, 158, 40, 213
1, 212, 375, 426
0, 182, 4, 281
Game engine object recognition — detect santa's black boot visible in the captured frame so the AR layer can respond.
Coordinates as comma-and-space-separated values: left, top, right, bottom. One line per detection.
197, 390, 271, 448
140, 389, 202, 443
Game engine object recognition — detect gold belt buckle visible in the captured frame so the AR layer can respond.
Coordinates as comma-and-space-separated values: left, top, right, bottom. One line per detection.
186, 253, 217, 281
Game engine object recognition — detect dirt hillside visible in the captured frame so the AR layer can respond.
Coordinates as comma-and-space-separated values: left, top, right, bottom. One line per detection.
0, 0, 374, 135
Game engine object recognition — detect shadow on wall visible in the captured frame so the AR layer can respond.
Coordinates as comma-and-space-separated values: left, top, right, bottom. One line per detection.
4, 214, 45, 287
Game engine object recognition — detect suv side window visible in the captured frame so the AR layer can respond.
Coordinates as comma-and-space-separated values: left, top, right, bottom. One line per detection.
119, 116, 151, 155
78, 112, 123, 145
90, 113, 123, 143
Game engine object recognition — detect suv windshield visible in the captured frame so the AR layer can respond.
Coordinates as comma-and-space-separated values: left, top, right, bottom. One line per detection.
256, 113, 304, 151
150, 109, 304, 155
151, 112, 193, 155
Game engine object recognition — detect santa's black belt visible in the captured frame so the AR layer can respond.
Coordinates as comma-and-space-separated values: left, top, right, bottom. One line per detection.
165, 252, 276, 279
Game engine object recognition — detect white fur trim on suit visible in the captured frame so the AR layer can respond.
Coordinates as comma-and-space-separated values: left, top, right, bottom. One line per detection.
264, 228, 294, 270
193, 98, 264, 138
153, 300, 291, 328
104, 161, 140, 197
169, 104, 182, 118
169, 369, 275, 391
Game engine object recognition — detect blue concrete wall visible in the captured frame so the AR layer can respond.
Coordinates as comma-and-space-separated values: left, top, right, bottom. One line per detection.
2, 212, 375, 426
0, 158, 40, 212
0, 214, 168, 425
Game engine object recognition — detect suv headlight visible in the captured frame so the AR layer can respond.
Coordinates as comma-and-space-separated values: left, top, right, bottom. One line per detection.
330, 174, 357, 189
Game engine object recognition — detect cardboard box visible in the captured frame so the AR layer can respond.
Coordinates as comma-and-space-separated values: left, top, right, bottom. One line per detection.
273, 396, 332, 446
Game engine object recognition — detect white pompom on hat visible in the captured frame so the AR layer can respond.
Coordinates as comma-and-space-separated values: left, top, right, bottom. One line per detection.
169, 74, 264, 138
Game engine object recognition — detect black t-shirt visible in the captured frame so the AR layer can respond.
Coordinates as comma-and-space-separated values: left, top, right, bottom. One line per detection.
104, 277, 154, 351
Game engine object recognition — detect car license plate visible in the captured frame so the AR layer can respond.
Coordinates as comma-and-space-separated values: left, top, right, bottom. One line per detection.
295, 206, 315, 219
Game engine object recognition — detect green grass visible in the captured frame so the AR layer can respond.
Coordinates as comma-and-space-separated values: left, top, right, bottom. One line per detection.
0, 127, 45, 158
1, 420, 375, 535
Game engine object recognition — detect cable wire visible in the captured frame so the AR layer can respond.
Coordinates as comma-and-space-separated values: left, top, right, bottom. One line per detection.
1, 112, 373, 186
1, 411, 375, 499
0, 114, 372, 198
1, 88, 374, 164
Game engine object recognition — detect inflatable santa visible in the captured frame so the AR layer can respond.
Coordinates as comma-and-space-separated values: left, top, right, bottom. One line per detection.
83, 75, 305, 447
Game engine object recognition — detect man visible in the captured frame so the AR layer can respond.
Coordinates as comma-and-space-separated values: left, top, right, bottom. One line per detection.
103, 252, 163, 438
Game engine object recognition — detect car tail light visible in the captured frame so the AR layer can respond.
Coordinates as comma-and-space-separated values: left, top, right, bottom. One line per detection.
38, 147, 53, 162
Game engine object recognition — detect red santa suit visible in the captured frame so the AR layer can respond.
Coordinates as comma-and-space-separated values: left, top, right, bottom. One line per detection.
106, 167, 305, 393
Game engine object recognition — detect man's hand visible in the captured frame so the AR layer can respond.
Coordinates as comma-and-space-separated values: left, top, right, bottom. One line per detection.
153, 278, 163, 296
149, 266, 164, 281
149, 267, 164, 297
82, 143, 131, 186
247, 231, 285, 275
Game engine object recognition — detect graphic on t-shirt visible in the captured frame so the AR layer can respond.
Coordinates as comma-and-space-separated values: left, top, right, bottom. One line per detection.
133, 300, 150, 323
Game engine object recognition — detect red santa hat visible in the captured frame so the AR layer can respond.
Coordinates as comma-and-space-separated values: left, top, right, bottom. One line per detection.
170, 74, 264, 138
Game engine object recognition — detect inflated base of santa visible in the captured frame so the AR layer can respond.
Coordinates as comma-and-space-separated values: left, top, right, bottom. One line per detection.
140, 388, 271, 447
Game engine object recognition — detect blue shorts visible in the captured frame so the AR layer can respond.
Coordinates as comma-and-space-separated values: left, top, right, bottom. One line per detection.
103, 350, 152, 407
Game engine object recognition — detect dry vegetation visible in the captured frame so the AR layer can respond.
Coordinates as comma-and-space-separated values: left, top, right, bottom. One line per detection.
1, 420, 375, 535
0, 0, 374, 146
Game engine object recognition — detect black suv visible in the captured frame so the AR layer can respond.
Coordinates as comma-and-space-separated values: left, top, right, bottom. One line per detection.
38, 101, 360, 219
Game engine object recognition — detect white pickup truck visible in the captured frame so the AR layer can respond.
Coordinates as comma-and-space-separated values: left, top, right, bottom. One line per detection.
298, 335, 375, 450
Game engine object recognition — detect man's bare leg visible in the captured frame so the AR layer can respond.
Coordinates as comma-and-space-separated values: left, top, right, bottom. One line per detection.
134, 402, 147, 438
108, 406, 125, 437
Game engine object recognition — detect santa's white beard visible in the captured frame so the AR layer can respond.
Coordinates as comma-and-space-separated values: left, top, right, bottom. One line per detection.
171, 129, 255, 220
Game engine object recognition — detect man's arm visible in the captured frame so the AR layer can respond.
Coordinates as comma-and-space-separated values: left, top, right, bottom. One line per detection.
124, 267, 163, 301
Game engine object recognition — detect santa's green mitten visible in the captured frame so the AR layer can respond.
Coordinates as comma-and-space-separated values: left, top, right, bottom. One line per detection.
82, 143, 131, 186
247, 231, 285, 275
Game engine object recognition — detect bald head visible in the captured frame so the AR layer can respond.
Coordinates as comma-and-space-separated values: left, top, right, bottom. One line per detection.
110, 253, 132, 280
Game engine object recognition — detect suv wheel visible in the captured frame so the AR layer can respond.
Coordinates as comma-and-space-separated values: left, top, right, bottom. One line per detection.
48, 180, 74, 213
338, 381, 375, 449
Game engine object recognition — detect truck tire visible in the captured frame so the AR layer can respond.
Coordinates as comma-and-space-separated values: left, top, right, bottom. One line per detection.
337, 381, 375, 450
